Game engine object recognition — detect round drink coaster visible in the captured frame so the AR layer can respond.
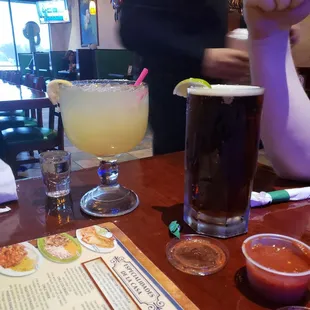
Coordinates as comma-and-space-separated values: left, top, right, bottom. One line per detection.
166, 234, 229, 276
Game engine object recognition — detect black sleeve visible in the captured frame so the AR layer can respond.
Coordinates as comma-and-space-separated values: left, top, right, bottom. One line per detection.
119, 5, 228, 70
119, 1, 228, 73
61, 59, 69, 71
240, 15, 247, 29
120, 11, 206, 64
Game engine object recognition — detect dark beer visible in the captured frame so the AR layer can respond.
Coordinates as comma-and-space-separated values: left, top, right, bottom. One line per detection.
184, 85, 264, 238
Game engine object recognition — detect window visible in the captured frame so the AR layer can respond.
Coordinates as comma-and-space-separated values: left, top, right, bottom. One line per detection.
0, 1, 16, 69
11, 2, 50, 54
0, 0, 51, 70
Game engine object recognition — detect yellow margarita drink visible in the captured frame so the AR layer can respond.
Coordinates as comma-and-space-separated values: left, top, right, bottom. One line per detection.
59, 81, 148, 157
46, 79, 149, 218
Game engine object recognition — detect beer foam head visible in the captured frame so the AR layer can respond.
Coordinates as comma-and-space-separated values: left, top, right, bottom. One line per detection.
188, 85, 264, 97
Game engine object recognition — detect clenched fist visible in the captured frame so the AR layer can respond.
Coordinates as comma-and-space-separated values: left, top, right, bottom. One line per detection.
243, 0, 310, 39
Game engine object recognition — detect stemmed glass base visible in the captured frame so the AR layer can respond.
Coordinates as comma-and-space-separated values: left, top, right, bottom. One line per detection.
80, 159, 139, 217
80, 184, 139, 217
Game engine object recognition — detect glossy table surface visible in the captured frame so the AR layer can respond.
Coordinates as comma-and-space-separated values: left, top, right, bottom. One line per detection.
1, 152, 309, 310
0, 81, 50, 110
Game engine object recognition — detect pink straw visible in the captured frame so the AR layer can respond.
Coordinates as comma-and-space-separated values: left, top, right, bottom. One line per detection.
134, 68, 148, 86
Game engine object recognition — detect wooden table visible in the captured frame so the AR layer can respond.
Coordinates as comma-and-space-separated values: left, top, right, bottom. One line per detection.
0, 81, 50, 111
1, 152, 309, 309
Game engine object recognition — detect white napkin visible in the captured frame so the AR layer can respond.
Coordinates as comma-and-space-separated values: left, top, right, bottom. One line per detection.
251, 187, 310, 207
0, 159, 18, 204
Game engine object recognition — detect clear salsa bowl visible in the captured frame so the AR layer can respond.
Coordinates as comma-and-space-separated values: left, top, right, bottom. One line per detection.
242, 233, 310, 304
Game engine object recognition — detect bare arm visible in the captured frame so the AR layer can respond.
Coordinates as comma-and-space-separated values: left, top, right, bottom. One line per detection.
250, 31, 310, 180
244, 0, 310, 181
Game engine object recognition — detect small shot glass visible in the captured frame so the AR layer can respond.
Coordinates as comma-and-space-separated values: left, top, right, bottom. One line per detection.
40, 150, 71, 198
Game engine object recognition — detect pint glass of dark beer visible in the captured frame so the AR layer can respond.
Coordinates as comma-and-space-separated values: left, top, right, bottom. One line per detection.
184, 85, 264, 238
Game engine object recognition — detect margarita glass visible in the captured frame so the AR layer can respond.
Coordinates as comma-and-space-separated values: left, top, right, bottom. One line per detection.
59, 80, 149, 217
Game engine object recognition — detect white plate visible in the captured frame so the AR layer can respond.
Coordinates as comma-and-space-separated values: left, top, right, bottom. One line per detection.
0, 242, 43, 277
76, 226, 117, 253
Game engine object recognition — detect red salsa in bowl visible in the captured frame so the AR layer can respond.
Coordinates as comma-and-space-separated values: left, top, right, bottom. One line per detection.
242, 234, 310, 304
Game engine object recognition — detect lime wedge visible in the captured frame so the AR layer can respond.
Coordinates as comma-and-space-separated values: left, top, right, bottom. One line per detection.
47, 79, 73, 105
173, 78, 211, 98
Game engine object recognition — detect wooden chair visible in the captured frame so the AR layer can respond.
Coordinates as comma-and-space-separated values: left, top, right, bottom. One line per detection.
34, 52, 52, 80
23, 74, 46, 119
1, 71, 21, 85
24, 73, 35, 88
6, 71, 14, 82
11, 71, 21, 85
1, 98, 64, 178
23, 74, 34, 118
20, 75, 45, 158
18, 53, 33, 78
93, 49, 134, 79
2, 71, 9, 81
34, 76, 46, 92
50, 51, 66, 79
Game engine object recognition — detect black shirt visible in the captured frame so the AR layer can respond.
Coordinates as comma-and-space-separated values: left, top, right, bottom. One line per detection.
119, 0, 228, 74
62, 58, 70, 71
240, 15, 247, 28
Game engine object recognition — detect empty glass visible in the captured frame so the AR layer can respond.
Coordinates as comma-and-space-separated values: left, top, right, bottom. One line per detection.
40, 151, 71, 198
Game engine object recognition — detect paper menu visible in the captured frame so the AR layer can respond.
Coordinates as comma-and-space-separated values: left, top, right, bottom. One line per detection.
0, 223, 198, 310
